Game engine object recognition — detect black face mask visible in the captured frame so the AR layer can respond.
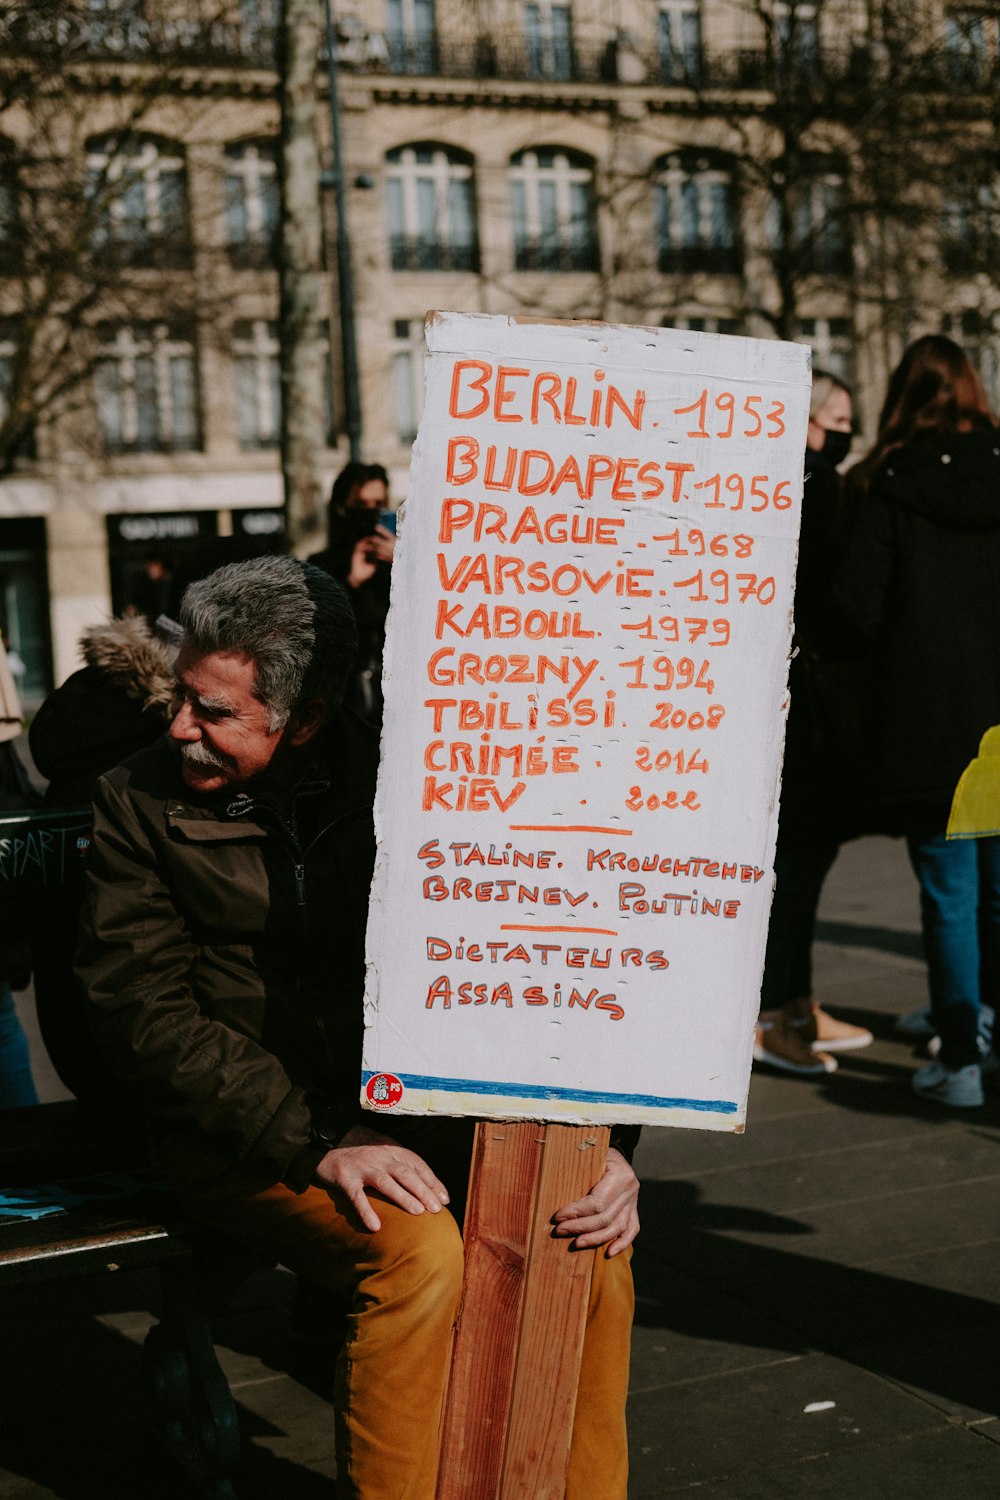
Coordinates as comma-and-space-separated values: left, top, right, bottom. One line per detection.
819, 427, 852, 469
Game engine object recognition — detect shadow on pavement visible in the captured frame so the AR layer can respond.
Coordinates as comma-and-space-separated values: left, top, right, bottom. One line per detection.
818, 1050, 1000, 1124
814, 918, 924, 962
0, 1267, 341, 1500
634, 1178, 1000, 1417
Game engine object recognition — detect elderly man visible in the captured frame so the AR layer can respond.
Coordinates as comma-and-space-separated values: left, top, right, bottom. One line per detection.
77, 555, 638, 1499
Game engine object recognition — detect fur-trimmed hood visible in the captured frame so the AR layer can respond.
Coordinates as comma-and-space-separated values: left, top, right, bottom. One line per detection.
80, 615, 176, 713
30, 615, 179, 803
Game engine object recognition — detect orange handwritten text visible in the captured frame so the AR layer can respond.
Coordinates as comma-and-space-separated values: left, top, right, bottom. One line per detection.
423, 776, 526, 813
423, 877, 588, 904
423, 694, 616, 731
423, 738, 579, 777
425, 935, 669, 968
449, 360, 646, 430
445, 442, 692, 502
619, 884, 741, 916
417, 839, 555, 869
424, 974, 625, 1019
427, 651, 598, 699
439, 500, 625, 545
434, 602, 596, 640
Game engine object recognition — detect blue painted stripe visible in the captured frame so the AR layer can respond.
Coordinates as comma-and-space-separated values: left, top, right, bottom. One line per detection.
362, 1071, 738, 1115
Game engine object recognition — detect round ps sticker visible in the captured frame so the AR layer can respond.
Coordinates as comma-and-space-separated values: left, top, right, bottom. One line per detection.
365, 1073, 404, 1110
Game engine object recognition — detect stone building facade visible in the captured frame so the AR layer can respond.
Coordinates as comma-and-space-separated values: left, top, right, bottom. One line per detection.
0, 0, 996, 695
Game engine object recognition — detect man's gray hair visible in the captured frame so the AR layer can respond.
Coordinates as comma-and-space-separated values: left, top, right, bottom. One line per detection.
179, 555, 358, 730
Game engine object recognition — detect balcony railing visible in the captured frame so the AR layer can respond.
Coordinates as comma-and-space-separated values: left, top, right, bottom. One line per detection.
795, 243, 853, 277
658, 244, 743, 275
227, 237, 280, 272
514, 240, 601, 273
385, 34, 439, 76
389, 237, 480, 273
0, 13, 992, 98
351, 32, 1000, 96
942, 234, 999, 276
0, 10, 279, 68
102, 431, 204, 456
93, 232, 195, 271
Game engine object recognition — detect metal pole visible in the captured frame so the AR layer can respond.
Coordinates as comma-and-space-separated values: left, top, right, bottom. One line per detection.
322, 0, 363, 462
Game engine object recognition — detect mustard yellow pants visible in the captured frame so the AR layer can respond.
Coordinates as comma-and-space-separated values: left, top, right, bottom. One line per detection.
165, 1137, 632, 1500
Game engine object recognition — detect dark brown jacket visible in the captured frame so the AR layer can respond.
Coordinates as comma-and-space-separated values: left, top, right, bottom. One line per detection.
76, 709, 379, 1191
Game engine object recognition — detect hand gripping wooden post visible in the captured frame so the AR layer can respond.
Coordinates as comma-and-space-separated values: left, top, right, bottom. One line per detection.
436, 1120, 609, 1500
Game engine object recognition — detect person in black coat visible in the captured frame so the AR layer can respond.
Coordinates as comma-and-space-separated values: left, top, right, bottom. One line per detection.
754, 371, 874, 1076
308, 462, 395, 725
27, 614, 177, 1109
837, 335, 1000, 1107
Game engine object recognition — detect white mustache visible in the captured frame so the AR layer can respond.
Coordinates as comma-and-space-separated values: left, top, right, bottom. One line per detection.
181, 742, 228, 771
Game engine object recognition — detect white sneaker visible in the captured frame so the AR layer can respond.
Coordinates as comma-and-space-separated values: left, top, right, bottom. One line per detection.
912, 1060, 984, 1108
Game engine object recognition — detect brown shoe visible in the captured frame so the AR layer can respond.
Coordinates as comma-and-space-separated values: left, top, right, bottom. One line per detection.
810, 1005, 873, 1053
754, 1016, 837, 1075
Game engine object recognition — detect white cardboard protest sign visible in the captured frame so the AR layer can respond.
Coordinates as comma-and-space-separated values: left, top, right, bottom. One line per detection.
362, 313, 809, 1130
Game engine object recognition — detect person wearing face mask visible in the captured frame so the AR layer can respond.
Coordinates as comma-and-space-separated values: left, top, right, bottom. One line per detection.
754, 371, 875, 1076
309, 462, 396, 726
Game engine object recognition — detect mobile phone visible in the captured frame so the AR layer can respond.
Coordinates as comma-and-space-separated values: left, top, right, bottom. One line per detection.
379, 509, 398, 535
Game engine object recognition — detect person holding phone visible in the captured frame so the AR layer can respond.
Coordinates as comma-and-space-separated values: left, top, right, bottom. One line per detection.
310, 462, 396, 724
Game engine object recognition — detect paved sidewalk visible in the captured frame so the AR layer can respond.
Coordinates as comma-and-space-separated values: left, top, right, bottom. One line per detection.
629, 834, 1000, 1497
2, 834, 999, 1498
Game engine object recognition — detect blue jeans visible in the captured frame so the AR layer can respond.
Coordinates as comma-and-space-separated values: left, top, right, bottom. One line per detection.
906, 831, 1000, 1069
0, 980, 39, 1109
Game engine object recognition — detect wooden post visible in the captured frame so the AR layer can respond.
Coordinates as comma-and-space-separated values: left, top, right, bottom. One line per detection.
436, 1120, 609, 1500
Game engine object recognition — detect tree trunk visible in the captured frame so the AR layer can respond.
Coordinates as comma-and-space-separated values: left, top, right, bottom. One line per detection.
278, 0, 327, 550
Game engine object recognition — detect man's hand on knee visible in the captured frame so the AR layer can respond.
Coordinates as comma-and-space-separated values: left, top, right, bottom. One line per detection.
313, 1125, 450, 1232
550, 1148, 639, 1256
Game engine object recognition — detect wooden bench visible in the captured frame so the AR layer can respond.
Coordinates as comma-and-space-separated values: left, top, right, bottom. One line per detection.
0, 808, 243, 1499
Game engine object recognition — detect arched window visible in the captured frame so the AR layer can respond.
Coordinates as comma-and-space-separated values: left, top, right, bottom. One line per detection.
509, 147, 598, 272
385, 144, 478, 272
654, 150, 741, 274
225, 139, 279, 268
85, 134, 191, 267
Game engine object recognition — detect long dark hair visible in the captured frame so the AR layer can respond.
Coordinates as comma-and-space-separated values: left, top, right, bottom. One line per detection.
866, 335, 996, 476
